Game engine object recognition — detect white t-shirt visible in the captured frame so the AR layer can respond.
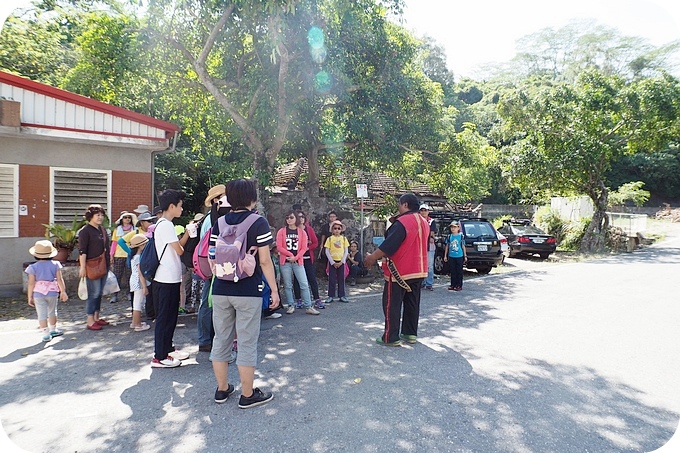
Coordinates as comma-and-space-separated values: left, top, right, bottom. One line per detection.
153, 218, 182, 283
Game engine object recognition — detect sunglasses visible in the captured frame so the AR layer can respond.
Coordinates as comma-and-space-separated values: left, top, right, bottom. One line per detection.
286, 215, 296, 220
123, 216, 132, 219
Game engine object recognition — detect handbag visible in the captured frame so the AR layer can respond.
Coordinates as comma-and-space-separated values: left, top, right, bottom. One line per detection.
85, 226, 108, 280
78, 277, 88, 300
102, 271, 120, 295
86, 254, 107, 280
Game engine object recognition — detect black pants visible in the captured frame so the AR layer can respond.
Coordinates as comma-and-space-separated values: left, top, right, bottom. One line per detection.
449, 257, 464, 288
381, 278, 423, 344
145, 283, 155, 319
293, 259, 320, 300
153, 281, 180, 360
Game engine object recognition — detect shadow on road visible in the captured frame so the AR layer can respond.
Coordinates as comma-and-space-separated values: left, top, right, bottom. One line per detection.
0, 263, 677, 452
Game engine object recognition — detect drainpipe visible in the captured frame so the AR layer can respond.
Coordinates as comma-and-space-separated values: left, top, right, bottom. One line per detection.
151, 130, 179, 207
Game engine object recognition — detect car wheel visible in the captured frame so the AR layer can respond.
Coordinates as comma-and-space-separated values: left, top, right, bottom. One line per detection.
539, 253, 550, 260
476, 267, 492, 275
434, 254, 445, 274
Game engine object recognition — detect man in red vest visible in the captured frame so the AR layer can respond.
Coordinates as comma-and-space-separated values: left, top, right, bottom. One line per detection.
364, 194, 429, 346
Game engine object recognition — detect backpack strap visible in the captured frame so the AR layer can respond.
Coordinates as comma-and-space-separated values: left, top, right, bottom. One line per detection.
155, 219, 169, 263
218, 213, 261, 239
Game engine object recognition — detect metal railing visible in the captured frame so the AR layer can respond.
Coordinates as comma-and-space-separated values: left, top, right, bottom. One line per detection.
607, 212, 647, 236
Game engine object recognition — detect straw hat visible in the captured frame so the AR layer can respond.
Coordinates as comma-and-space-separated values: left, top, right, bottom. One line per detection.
133, 204, 150, 214
29, 240, 58, 259
330, 220, 346, 232
193, 213, 205, 222
129, 234, 148, 249
204, 184, 226, 207
115, 211, 138, 226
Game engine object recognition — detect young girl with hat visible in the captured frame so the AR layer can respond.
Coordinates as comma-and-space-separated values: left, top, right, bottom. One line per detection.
324, 220, 350, 303
109, 211, 138, 304
25, 240, 68, 342
128, 234, 151, 331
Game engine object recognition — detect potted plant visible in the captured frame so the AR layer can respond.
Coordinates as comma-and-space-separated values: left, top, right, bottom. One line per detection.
43, 216, 87, 262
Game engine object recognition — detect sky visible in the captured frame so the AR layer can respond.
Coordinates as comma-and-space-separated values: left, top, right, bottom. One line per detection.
400, 0, 680, 78
1, 0, 679, 78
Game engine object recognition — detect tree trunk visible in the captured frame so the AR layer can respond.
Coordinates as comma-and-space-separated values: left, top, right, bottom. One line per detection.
306, 144, 321, 198
580, 184, 609, 252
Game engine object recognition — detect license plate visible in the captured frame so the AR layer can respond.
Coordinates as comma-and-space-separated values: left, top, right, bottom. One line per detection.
533, 239, 544, 244
477, 244, 488, 251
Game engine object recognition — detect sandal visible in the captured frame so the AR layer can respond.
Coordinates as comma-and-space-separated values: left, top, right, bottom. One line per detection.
86, 323, 102, 331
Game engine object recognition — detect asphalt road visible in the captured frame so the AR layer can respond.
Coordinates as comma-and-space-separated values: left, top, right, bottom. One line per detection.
1, 227, 679, 453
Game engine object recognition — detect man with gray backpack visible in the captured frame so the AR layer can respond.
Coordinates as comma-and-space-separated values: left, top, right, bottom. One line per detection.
209, 179, 280, 409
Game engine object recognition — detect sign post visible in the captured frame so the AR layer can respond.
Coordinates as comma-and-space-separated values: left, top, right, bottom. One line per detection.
356, 184, 368, 258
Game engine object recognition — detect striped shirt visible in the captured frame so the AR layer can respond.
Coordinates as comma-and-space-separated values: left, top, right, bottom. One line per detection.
210, 210, 273, 297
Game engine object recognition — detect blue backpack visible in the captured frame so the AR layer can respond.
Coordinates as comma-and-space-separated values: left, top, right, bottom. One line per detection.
139, 220, 168, 281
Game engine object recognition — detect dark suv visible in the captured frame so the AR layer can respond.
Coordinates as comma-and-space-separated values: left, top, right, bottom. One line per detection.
429, 212, 505, 275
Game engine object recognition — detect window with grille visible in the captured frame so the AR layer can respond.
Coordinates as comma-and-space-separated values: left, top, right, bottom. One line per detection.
0, 164, 18, 237
51, 168, 110, 225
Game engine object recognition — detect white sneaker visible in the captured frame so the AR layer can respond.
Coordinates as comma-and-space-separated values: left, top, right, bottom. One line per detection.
151, 356, 181, 368
305, 307, 320, 315
265, 312, 282, 319
286, 305, 295, 314
169, 350, 190, 361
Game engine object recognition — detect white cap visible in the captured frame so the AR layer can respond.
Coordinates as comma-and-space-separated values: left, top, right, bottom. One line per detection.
419, 204, 431, 211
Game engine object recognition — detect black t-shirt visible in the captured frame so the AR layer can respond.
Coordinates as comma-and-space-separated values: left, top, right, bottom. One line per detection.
78, 224, 110, 259
378, 218, 408, 257
210, 211, 274, 297
285, 227, 300, 255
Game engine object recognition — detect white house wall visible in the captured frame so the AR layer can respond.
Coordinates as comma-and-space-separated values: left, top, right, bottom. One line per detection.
0, 82, 167, 140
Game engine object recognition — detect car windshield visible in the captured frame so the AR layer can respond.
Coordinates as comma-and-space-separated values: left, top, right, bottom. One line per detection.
463, 222, 495, 238
513, 225, 547, 235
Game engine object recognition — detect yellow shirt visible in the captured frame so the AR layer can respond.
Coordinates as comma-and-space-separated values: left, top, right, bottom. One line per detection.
112, 226, 136, 258
324, 235, 349, 262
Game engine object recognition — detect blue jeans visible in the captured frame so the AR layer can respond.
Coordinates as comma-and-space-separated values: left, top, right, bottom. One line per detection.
85, 274, 107, 315
281, 262, 312, 308
424, 249, 435, 287
198, 277, 214, 346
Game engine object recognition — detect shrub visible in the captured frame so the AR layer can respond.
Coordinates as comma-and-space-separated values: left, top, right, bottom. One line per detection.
533, 206, 566, 243
492, 215, 512, 230
560, 217, 590, 251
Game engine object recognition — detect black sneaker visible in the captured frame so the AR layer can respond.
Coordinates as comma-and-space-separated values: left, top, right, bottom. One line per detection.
214, 384, 235, 403
238, 388, 273, 409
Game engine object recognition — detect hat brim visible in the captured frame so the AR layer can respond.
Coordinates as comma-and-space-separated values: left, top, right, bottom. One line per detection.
116, 212, 138, 226
130, 239, 148, 248
29, 246, 58, 258
136, 215, 156, 227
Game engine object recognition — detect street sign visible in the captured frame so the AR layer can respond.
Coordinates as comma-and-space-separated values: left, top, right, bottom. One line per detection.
356, 183, 368, 198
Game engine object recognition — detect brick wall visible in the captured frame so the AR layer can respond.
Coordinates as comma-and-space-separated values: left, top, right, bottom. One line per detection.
111, 170, 152, 217
19, 165, 50, 237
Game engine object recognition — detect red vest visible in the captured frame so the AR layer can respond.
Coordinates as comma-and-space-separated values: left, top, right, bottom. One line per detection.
382, 212, 429, 281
